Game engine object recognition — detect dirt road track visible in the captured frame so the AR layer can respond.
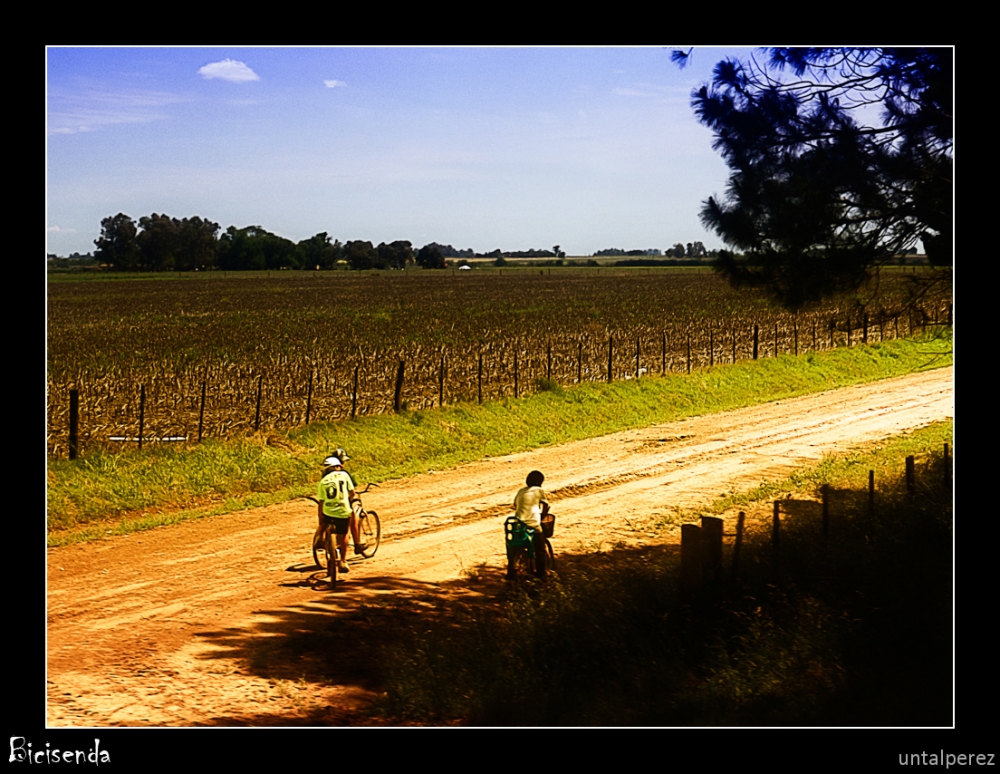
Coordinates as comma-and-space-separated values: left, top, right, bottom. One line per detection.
46, 367, 953, 726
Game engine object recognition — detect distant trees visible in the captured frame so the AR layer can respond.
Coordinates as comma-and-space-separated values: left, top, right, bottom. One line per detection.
218, 225, 297, 270
297, 232, 343, 269
377, 240, 415, 269
94, 213, 141, 270
416, 243, 446, 269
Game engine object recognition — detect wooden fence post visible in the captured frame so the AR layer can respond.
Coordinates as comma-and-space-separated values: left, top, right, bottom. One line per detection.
753, 324, 759, 360
394, 360, 406, 412
681, 523, 703, 598
701, 516, 723, 583
478, 353, 484, 404
829, 318, 835, 348
869, 470, 875, 516
662, 332, 667, 374
863, 312, 869, 345
773, 322, 778, 357
547, 342, 552, 381
138, 384, 146, 450
944, 442, 951, 490
198, 380, 207, 442
635, 338, 641, 377
351, 365, 359, 418
439, 354, 445, 407
69, 388, 79, 460
732, 327, 737, 364
793, 319, 798, 356
732, 512, 745, 576
846, 313, 852, 347
254, 374, 263, 431
305, 370, 313, 425
686, 331, 691, 373
514, 349, 519, 398
578, 342, 583, 383
607, 336, 613, 383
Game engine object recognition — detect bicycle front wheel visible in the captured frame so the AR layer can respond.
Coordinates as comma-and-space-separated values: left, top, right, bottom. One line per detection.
357, 510, 381, 558
312, 527, 326, 568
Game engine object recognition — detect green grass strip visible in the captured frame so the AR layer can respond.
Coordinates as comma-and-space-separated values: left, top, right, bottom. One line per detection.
47, 332, 951, 545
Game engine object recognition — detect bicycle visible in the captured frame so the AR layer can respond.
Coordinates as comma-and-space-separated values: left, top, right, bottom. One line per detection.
307, 483, 381, 583
504, 512, 555, 580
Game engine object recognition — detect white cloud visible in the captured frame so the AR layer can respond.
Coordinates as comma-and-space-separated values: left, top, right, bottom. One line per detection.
324, 79, 347, 88
198, 59, 260, 82
47, 225, 75, 233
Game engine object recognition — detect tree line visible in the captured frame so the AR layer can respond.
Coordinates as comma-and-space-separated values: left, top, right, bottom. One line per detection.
91, 213, 453, 272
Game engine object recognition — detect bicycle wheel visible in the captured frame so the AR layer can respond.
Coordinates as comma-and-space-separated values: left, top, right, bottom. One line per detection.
357, 510, 381, 558
325, 530, 338, 584
506, 545, 532, 580
312, 526, 326, 568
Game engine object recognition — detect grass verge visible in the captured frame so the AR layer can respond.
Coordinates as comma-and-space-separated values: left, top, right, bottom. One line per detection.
47, 332, 951, 546
370, 421, 952, 726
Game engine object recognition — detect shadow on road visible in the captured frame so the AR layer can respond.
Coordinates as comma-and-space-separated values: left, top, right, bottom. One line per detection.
187, 543, 680, 726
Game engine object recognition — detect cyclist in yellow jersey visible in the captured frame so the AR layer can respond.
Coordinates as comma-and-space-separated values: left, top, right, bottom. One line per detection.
317, 455, 361, 573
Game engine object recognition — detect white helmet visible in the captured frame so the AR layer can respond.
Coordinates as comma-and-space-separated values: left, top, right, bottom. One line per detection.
323, 456, 342, 468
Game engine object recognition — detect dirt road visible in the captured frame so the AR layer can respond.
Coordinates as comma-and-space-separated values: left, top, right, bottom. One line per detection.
46, 367, 953, 726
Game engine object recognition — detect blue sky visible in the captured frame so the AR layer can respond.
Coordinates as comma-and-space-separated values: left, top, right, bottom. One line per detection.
46, 46, 752, 257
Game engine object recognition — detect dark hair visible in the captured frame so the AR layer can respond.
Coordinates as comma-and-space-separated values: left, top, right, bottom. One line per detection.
526, 470, 545, 488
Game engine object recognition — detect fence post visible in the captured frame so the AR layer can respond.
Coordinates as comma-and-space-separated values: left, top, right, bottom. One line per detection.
547, 342, 552, 381
863, 312, 869, 345
732, 512, 745, 577
439, 354, 445, 407
351, 365, 359, 418
773, 322, 778, 357
686, 331, 691, 373
753, 324, 759, 360
578, 342, 583, 383
846, 313, 852, 347
394, 360, 406, 413
869, 470, 875, 516
254, 374, 263, 431
635, 337, 641, 377
138, 384, 146, 450
607, 336, 613, 383
662, 332, 667, 374
709, 328, 714, 367
305, 370, 314, 425
69, 388, 79, 460
198, 380, 207, 442
944, 442, 951, 490
478, 353, 484, 404
681, 523, 703, 599
829, 318, 835, 348
701, 516, 723, 584
732, 327, 737, 363
794, 319, 798, 355
514, 349, 519, 398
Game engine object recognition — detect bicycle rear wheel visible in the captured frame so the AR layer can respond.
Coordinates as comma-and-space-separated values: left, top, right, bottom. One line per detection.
325, 530, 338, 584
357, 510, 381, 558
